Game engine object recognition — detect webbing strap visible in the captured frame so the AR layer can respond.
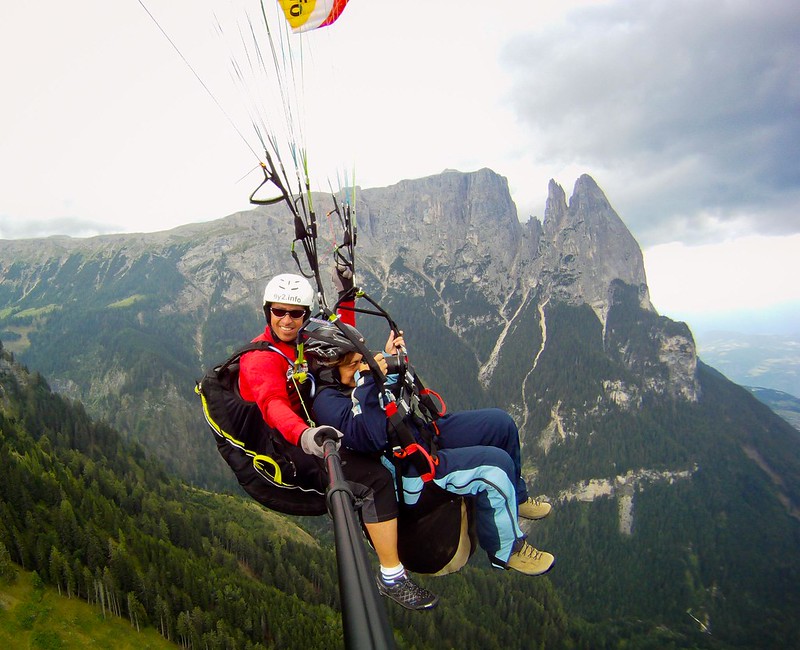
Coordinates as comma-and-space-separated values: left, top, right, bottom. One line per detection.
385, 401, 437, 482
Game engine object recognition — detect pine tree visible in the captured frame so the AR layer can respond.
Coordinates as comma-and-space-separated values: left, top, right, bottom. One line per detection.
0, 540, 17, 583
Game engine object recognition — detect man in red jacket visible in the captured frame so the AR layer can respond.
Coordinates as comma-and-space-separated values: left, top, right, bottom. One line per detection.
238, 273, 438, 610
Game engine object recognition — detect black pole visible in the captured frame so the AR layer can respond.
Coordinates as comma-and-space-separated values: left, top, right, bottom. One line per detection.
323, 439, 395, 650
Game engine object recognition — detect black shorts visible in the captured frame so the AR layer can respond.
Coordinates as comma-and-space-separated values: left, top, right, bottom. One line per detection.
339, 449, 398, 524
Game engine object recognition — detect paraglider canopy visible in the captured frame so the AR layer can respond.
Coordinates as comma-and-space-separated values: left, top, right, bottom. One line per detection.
277, 0, 351, 33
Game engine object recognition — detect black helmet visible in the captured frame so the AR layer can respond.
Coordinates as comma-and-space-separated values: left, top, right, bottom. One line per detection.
302, 322, 364, 370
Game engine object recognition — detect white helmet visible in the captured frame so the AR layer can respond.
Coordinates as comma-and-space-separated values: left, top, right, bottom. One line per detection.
262, 273, 315, 309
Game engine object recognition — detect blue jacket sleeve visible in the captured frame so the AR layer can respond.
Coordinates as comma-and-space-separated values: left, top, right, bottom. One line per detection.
312, 376, 389, 454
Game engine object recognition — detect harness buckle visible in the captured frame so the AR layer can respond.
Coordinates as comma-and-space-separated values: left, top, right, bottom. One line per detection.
393, 443, 436, 482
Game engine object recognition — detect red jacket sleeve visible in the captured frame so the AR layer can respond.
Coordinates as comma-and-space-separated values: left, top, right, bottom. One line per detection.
239, 348, 308, 446
337, 299, 356, 326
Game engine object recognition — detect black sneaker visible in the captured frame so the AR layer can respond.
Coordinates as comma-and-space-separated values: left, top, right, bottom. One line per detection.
375, 573, 439, 610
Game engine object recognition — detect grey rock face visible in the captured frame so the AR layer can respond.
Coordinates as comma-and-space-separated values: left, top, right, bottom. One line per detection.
534, 175, 652, 321
357, 168, 535, 305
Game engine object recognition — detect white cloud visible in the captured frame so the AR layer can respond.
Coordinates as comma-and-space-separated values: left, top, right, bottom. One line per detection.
644, 234, 800, 317
504, 0, 800, 245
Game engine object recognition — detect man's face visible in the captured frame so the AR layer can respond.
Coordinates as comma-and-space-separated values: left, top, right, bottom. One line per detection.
269, 302, 307, 343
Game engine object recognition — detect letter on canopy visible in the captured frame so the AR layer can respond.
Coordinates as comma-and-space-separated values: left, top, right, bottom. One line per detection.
277, 0, 351, 33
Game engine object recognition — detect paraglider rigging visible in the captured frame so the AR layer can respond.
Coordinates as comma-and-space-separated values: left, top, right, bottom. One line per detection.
144, 4, 474, 646
138, 0, 354, 309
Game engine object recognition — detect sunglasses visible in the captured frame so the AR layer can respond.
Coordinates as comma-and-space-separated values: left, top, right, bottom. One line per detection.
270, 307, 307, 319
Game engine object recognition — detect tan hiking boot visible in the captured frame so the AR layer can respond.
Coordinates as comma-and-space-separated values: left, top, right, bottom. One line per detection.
506, 542, 555, 576
518, 497, 552, 520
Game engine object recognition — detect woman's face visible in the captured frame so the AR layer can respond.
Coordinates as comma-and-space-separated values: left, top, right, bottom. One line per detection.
337, 351, 363, 386
269, 302, 307, 343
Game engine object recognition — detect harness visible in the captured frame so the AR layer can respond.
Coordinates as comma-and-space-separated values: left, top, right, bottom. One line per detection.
195, 341, 327, 516
305, 305, 448, 484
382, 360, 446, 482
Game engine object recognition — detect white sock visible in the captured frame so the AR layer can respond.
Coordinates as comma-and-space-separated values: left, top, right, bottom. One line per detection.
379, 563, 406, 584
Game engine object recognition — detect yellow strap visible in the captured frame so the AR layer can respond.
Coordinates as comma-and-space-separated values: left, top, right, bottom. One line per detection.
199, 391, 291, 485
253, 454, 282, 484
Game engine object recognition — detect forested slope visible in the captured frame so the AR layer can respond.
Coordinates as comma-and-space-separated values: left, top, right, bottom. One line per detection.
0, 342, 585, 649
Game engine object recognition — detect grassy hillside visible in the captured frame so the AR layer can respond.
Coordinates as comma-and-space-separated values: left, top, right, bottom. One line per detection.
0, 568, 175, 649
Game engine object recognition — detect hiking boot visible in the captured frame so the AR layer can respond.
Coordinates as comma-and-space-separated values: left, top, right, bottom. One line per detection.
506, 541, 555, 576
518, 497, 552, 520
375, 573, 439, 610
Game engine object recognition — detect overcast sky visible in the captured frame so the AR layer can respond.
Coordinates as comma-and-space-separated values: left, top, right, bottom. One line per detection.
1, 0, 798, 335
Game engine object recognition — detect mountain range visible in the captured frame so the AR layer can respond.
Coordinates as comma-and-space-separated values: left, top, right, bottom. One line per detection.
1, 169, 799, 648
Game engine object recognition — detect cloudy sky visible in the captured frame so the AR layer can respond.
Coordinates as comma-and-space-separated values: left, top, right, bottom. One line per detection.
1, 0, 798, 335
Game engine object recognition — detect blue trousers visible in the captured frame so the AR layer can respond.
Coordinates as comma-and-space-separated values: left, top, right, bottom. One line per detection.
386, 408, 528, 565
